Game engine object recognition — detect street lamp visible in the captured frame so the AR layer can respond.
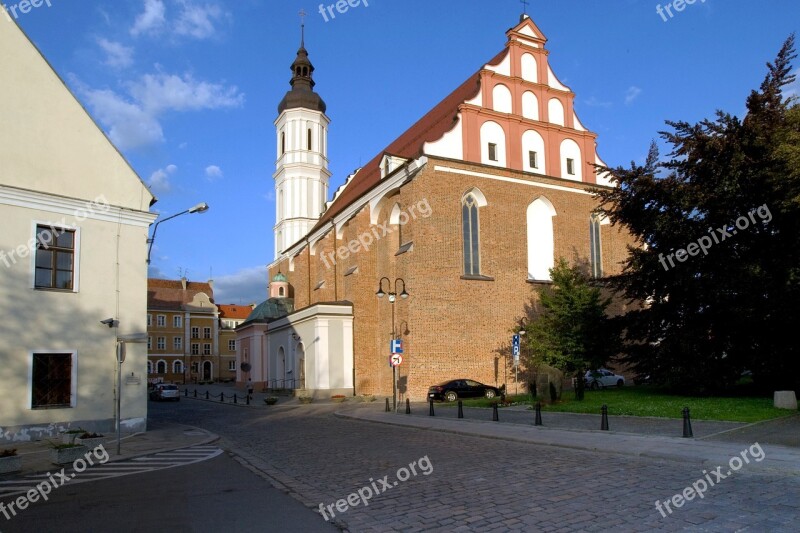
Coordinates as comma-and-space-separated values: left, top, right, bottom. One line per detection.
376, 277, 408, 411
517, 317, 529, 397
146, 202, 209, 265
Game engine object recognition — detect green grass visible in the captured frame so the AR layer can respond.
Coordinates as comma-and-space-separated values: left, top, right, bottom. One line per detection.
539, 387, 791, 423
439, 387, 793, 422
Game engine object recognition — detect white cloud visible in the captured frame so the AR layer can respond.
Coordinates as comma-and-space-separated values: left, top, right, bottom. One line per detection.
97, 38, 134, 69
131, 0, 166, 36
130, 72, 244, 113
583, 96, 612, 108
213, 266, 268, 305
74, 72, 244, 150
148, 164, 177, 193
175, 1, 228, 40
205, 165, 223, 180
625, 86, 642, 105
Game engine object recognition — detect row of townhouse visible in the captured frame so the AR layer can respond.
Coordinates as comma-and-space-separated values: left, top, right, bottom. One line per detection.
146, 278, 252, 384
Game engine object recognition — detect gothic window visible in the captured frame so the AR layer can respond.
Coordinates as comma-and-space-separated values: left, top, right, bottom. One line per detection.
462, 194, 481, 276
590, 214, 603, 279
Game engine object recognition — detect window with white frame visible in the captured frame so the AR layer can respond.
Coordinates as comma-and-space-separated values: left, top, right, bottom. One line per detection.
228, 340, 236, 351
191, 344, 199, 355
173, 337, 182, 350
191, 327, 199, 339
228, 360, 236, 371
173, 360, 183, 374
173, 316, 182, 328
156, 360, 167, 374
147, 337, 152, 350
157, 315, 166, 327
147, 314, 152, 327
203, 343, 211, 355
203, 327, 212, 339
157, 337, 166, 350
34, 226, 75, 290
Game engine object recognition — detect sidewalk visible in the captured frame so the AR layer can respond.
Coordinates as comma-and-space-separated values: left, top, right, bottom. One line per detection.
339, 405, 800, 474
1, 421, 218, 479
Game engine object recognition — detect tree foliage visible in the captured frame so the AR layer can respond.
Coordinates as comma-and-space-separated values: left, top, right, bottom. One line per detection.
594, 35, 800, 392
521, 259, 621, 378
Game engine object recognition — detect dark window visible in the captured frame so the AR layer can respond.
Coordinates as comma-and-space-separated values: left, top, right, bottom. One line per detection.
281, 132, 286, 155
462, 194, 481, 276
203, 343, 212, 355
488, 143, 498, 162
307, 128, 312, 150
279, 287, 285, 297
32, 353, 71, 408
156, 360, 166, 374
203, 327, 211, 339
191, 327, 199, 339
590, 214, 603, 278
191, 344, 199, 355
529, 151, 538, 169
567, 158, 576, 175
35, 226, 74, 290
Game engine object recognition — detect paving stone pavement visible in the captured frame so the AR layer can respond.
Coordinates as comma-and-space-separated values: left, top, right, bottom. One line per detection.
152, 401, 800, 532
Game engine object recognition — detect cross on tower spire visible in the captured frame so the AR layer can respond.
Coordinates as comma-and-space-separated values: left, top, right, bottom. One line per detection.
520, 0, 530, 14
299, 9, 307, 47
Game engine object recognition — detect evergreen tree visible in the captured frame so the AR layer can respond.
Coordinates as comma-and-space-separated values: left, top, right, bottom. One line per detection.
594, 36, 799, 392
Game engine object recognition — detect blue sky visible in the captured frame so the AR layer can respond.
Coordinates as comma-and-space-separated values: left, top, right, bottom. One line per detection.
10, 0, 799, 303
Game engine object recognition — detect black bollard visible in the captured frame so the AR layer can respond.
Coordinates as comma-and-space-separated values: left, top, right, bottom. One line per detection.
457, 400, 464, 419
429, 399, 435, 416
534, 401, 543, 426
385, 398, 390, 412
233, 394, 237, 404
682, 407, 694, 438
184, 389, 188, 397
194, 389, 197, 398
220, 393, 224, 403
246, 393, 250, 405
492, 402, 499, 421
205, 391, 209, 400
601, 404, 609, 430
405, 398, 411, 415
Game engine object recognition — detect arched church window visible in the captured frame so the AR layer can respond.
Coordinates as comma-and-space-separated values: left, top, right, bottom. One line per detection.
462, 194, 481, 276
590, 214, 603, 278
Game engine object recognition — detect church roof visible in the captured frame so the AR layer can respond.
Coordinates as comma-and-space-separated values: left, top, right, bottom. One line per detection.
309, 47, 508, 234
272, 272, 288, 283
277, 28, 326, 114
218, 304, 253, 320
241, 298, 295, 326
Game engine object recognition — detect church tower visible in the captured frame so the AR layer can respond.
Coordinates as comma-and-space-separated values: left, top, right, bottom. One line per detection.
273, 23, 330, 260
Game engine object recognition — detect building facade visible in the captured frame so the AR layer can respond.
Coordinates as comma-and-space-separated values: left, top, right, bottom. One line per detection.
0, 18, 156, 442
241, 15, 637, 401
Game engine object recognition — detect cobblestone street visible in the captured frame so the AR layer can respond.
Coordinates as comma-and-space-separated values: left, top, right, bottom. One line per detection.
152, 400, 800, 532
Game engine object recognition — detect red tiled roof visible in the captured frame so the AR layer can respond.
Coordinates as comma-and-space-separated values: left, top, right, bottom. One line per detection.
147, 278, 214, 309
307, 48, 509, 236
218, 304, 253, 320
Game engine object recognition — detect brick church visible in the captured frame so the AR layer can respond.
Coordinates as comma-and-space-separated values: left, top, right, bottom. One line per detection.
236, 13, 635, 401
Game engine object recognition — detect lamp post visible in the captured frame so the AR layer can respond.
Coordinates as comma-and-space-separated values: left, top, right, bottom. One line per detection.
146, 202, 209, 265
376, 277, 408, 411
517, 317, 529, 397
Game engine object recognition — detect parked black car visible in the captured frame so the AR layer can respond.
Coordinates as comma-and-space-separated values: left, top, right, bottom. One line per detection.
428, 379, 500, 402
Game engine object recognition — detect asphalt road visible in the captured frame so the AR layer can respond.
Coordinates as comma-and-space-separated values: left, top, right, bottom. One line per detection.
0, 449, 339, 533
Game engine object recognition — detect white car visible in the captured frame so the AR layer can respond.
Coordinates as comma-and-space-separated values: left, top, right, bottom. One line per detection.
585, 369, 625, 389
